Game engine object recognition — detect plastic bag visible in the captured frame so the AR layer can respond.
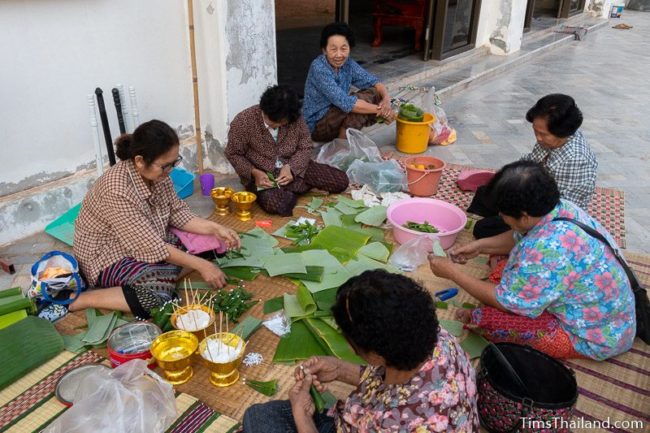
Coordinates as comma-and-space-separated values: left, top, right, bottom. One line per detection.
389, 235, 438, 272
419, 87, 457, 146
346, 159, 407, 193
316, 128, 382, 171
28, 251, 86, 305
44, 359, 177, 433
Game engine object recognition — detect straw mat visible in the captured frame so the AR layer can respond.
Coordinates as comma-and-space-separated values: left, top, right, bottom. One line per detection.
0, 350, 240, 433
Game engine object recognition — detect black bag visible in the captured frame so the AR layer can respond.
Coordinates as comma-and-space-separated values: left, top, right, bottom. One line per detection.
477, 343, 577, 433
554, 217, 650, 345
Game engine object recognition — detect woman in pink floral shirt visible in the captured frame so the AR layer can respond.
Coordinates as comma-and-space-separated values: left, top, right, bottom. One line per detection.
242, 270, 479, 433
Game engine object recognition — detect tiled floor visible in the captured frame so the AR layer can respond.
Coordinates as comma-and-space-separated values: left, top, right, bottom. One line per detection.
1, 12, 648, 292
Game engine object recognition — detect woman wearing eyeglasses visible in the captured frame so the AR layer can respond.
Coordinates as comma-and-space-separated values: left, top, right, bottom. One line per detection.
70, 120, 240, 320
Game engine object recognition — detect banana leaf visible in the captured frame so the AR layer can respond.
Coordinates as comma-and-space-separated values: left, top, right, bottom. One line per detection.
217, 255, 265, 268
461, 331, 489, 359
344, 255, 401, 277
300, 252, 352, 293
354, 206, 387, 227
0, 288, 22, 299
334, 202, 362, 215
222, 266, 262, 281
303, 318, 365, 364
273, 320, 330, 362
336, 196, 366, 209
273, 220, 297, 238
0, 295, 32, 316
309, 226, 371, 262
283, 266, 325, 282
432, 240, 446, 257
320, 316, 339, 330
283, 285, 317, 319
263, 253, 306, 277
312, 288, 337, 312
301, 197, 324, 214
246, 378, 279, 396
264, 296, 285, 314
439, 319, 464, 337
320, 207, 343, 227
232, 316, 263, 340
310, 386, 338, 412
357, 242, 390, 263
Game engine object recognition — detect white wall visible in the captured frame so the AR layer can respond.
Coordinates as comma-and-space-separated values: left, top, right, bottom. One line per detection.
0, 0, 194, 196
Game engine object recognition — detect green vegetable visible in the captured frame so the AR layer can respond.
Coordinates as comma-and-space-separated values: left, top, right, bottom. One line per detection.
212, 284, 258, 322
266, 172, 279, 189
403, 220, 439, 233
245, 378, 279, 396
398, 103, 424, 122
285, 221, 321, 246
0, 316, 64, 390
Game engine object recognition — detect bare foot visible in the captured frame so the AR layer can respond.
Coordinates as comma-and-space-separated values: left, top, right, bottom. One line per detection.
455, 308, 472, 324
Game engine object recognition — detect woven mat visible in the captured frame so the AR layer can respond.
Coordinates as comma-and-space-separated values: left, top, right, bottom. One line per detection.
0, 351, 240, 433
51, 191, 641, 429
433, 163, 627, 248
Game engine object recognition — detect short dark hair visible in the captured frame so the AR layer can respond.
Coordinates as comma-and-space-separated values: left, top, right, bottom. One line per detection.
259, 85, 302, 123
332, 270, 439, 371
115, 119, 179, 164
320, 22, 355, 49
487, 160, 560, 218
526, 94, 583, 137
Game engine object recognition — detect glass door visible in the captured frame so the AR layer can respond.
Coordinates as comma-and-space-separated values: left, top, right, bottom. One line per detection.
425, 0, 482, 60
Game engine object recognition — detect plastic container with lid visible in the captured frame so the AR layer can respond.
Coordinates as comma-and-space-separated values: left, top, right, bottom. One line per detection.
107, 322, 162, 369
55, 364, 111, 407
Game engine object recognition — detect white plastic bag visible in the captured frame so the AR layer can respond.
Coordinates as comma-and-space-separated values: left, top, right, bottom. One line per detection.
44, 359, 177, 433
316, 128, 382, 171
419, 87, 457, 146
346, 159, 407, 193
389, 235, 439, 272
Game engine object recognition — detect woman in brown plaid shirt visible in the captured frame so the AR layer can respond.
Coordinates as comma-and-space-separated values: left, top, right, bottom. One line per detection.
226, 85, 349, 216
71, 120, 240, 318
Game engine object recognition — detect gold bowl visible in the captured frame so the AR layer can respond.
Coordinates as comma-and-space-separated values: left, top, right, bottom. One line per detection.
199, 332, 246, 387
211, 187, 234, 216
150, 330, 198, 385
231, 192, 257, 221
170, 304, 216, 342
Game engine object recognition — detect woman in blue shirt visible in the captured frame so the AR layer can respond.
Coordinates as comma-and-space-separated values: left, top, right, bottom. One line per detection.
303, 22, 395, 142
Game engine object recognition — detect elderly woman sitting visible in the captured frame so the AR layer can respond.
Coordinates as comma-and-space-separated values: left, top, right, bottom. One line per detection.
430, 161, 636, 360
242, 270, 478, 433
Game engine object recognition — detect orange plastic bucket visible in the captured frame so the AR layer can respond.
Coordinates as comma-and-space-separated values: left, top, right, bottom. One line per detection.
396, 112, 435, 154
405, 156, 446, 196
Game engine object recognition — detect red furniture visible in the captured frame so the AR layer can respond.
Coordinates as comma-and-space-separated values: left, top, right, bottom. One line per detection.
371, 0, 427, 51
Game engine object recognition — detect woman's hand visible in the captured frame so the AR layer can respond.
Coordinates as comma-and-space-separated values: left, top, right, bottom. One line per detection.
289, 374, 315, 418
252, 168, 273, 189
212, 223, 241, 249
428, 256, 458, 281
295, 356, 340, 392
198, 261, 227, 288
378, 97, 395, 122
448, 241, 482, 264
276, 165, 294, 186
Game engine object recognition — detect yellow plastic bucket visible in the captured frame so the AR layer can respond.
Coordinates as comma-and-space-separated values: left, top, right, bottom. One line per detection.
395, 112, 435, 154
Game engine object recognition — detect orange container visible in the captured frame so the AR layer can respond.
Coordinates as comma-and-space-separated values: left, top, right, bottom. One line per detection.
395, 113, 435, 154
404, 156, 446, 196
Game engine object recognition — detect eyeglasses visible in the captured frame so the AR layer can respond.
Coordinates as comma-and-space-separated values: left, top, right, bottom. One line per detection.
152, 155, 183, 172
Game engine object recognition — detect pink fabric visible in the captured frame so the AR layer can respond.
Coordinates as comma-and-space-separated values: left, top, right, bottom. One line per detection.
169, 228, 227, 254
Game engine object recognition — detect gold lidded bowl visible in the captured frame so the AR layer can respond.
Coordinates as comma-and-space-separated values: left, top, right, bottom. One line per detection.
150, 330, 198, 385
231, 191, 257, 221
211, 187, 234, 216
199, 332, 247, 387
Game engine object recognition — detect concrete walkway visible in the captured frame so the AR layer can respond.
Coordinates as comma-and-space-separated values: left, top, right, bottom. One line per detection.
369, 10, 650, 254
1, 11, 649, 290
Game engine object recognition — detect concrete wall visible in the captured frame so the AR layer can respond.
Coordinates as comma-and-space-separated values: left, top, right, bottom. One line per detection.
475, 0, 527, 55
0, 0, 195, 197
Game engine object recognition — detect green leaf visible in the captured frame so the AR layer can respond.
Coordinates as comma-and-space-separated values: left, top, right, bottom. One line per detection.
232, 316, 263, 340
354, 206, 387, 227
81, 313, 117, 345
264, 296, 285, 314
334, 202, 362, 215
336, 196, 366, 209
283, 285, 317, 319
320, 208, 343, 227
303, 318, 365, 364
222, 267, 261, 281
62, 333, 88, 353
460, 331, 489, 359
283, 266, 325, 282
245, 378, 279, 396
439, 319, 465, 337
306, 197, 324, 213
436, 301, 449, 310
273, 321, 330, 362
357, 242, 390, 263
309, 226, 371, 259
312, 288, 337, 312
263, 253, 307, 277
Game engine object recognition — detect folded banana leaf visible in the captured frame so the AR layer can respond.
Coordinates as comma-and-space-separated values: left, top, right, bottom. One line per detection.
310, 386, 338, 412
357, 242, 390, 263
264, 296, 285, 314
354, 206, 387, 227
232, 316, 263, 340
283, 285, 317, 319
273, 320, 330, 362
0, 288, 22, 299
222, 266, 262, 281
303, 318, 365, 364
300, 252, 352, 293
312, 288, 337, 312
263, 252, 306, 277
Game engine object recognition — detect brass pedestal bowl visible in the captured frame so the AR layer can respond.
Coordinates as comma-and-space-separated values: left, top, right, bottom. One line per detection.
231, 192, 257, 221
199, 332, 246, 387
150, 330, 198, 385
211, 187, 234, 216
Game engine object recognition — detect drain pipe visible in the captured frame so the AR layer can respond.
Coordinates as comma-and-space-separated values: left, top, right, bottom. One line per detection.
87, 94, 104, 176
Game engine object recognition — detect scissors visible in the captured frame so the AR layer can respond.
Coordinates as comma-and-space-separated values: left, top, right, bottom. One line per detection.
435, 288, 458, 301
